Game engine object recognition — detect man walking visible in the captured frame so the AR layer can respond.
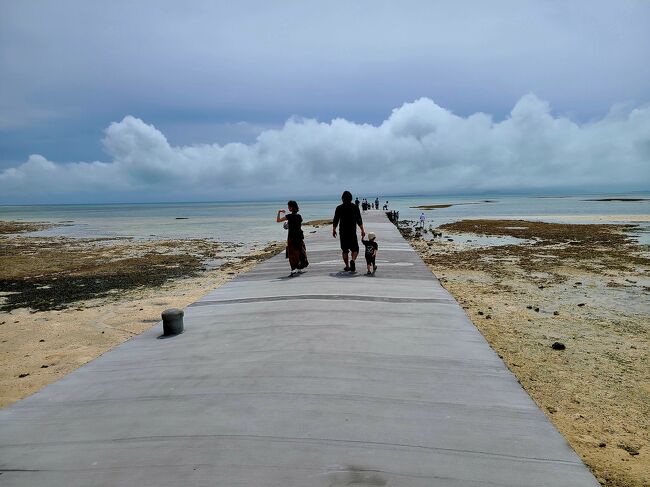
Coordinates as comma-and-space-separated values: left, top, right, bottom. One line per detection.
333, 190, 365, 273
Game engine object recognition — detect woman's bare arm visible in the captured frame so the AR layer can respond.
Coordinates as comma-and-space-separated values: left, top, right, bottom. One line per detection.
277, 210, 287, 222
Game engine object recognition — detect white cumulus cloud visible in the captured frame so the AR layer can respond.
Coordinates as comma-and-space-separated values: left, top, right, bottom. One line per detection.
1, 94, 649, 204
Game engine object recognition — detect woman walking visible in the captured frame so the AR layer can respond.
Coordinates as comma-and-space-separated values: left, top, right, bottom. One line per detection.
277, 200, 308, 276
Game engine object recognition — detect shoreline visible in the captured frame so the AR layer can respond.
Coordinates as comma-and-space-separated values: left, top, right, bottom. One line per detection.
2, 215, 649, 485
0, 227, 284, 408
397, 218, 649, 487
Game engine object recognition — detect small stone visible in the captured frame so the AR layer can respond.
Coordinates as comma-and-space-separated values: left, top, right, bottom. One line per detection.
547, 406, 557, 414
526, 305, 533, 309
578, 303, 586, 307
575, 282, 582, 285
618, 444, 640, 456
551, 342, 566, 350
39, 339, 45, 342
40, 365, 49, 368
534, 308, 540, 312
478, 311, 484, 316
485, 315, 491, 319
539, 285, 544, 289
553, 311, 559, 316
598, 442, 606, 448
18, 373, 29, 378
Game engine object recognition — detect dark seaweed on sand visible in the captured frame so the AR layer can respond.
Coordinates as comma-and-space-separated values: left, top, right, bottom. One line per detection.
0, 254, 202, 312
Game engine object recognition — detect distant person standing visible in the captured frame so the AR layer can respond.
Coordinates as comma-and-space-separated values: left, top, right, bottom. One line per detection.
375, 197, 379, 210
333, 190, 365, 273
419, 212, 426, 228
355, 197, 360, 208
383, 201, 389, 210
277, 200, 308, 276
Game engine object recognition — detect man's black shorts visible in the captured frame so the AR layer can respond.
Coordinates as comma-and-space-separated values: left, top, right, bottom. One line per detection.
339, 233, 359, 253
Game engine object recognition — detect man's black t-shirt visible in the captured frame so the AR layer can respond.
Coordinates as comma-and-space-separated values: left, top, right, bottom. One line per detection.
285, 213, 303, 242
333, 203, 362, 235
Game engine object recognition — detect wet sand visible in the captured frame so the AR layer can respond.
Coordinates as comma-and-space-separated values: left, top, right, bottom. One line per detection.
398, 218, 649, 487
0, 221, 283, 408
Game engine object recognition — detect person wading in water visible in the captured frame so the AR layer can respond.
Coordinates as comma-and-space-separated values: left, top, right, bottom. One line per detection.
277, 200, 308, 276
332, 191, 365, 273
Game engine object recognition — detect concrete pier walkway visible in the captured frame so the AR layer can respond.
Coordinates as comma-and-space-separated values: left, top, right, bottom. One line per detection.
1, 211, 598, 486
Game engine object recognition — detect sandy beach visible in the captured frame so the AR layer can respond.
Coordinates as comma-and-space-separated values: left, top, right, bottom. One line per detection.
2, 214, 649, 486
0, 221, 284, 408
399, 216, 649, 487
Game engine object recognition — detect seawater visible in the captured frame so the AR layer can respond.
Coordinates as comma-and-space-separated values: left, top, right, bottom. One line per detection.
1, 194, 649, 246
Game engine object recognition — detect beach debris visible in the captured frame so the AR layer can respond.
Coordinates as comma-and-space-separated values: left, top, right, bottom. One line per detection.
551, 342, 566, 350
617, 443, 640, 456
18, 373, 29, 378
39, 339, 44, 342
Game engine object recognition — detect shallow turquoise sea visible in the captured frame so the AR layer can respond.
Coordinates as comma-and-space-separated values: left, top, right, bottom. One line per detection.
1, 193, 649, 246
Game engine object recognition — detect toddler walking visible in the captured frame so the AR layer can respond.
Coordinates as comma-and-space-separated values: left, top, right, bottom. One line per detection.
361, 232, 378, 275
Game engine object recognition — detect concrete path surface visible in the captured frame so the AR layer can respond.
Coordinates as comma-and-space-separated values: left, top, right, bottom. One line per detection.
0, 211, 599, 486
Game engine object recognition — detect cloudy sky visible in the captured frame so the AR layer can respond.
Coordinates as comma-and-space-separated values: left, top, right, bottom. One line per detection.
1, 0, 649, 203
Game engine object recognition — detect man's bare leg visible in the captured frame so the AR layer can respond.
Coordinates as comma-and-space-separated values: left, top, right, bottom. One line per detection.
342, 251, 350, 270
349, 251, 358, 272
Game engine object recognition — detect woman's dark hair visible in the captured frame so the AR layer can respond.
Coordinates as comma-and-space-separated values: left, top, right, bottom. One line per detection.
287, 200, 299, 213
341, 191, 353, 203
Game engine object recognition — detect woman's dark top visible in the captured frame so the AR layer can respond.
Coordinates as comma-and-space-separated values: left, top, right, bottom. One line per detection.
285, 213, 303, 242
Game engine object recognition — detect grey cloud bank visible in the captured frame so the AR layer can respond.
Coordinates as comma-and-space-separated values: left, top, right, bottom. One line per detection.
1, 95, 648, 204
2, 0, 650, 169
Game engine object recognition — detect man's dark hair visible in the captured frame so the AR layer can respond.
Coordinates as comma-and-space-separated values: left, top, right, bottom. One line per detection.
341, 191, 353, 203
287, 200, 299, 212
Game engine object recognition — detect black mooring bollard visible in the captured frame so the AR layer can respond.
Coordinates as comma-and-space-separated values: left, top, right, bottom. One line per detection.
161, 308, 184, 336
